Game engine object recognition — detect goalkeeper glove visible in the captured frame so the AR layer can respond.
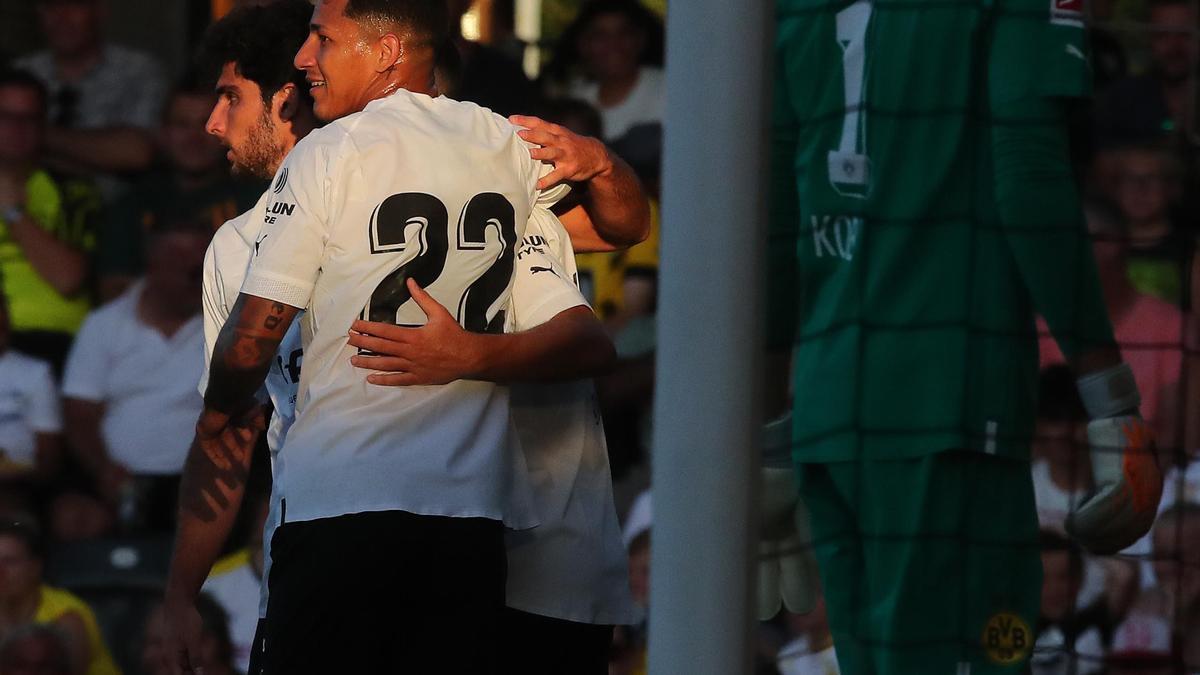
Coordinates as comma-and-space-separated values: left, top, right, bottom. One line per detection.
1066, 363, 1163, 555
758, 414, 820, 620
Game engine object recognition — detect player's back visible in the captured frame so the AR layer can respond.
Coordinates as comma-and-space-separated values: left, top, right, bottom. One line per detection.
775, 0, 1091, 460
246, 90, 542, 528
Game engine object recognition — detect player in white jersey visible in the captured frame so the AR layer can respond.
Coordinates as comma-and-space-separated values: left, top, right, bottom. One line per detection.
350, 205, 640, 673
164, 2, 652, 667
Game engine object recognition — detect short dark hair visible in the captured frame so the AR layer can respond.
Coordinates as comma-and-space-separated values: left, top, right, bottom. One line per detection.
0, 69, 49, 114
344, 0, 448, 46
197, 0, 314, 108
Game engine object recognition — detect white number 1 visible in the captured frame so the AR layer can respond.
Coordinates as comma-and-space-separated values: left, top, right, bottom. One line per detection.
828, 0, 873, 198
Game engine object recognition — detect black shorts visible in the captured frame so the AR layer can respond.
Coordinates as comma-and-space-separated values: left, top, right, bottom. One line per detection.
500, 608, 613, 675
259, 509, 506, 675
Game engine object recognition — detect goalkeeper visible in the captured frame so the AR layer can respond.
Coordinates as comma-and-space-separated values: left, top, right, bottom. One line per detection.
765, 0, 1164, 673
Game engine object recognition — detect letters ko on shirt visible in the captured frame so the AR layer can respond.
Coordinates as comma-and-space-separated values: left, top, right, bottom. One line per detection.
811, 215, 862, 261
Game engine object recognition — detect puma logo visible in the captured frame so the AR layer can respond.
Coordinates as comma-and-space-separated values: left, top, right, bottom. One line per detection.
254, 234, 268, 256
531, 266, 555, 275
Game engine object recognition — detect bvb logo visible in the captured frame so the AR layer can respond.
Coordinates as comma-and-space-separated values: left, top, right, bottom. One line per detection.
982, 612, 1032, 665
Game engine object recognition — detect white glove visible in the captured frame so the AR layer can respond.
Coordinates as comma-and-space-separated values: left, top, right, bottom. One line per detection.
1066, 364, 1164, 555
758, 415, 820, 620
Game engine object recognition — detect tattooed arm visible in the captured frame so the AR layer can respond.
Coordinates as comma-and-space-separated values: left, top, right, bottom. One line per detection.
163, 294, 297, 674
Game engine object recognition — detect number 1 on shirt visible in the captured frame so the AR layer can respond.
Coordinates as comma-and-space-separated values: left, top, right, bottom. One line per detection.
828, 0, 873, 199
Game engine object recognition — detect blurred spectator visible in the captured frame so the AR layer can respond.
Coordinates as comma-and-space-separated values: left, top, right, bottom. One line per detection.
141, 593, 236, 675
1108, 145, 1195, 306
611, 489, 650, 675
1039, 206, 1184, 451
1032, 365, 1090, 530
1149, 503, 1200, 669
1094, 0, 1197, 148
15, 0, 167, 195
551, 0, 664, 185
61, 220, 209, 532
96, 83, 260, 302
0, 623, 72, 675
0, 521, 118, 675
1106, 613, 1176, 675
1032, 530, 1106, 675
775, 597, 839, 675
443, 0, 540, 116
44, 490, 112, 545
0, 292, 63, 485
201, 492, 268, 673
0, 68, 99, 376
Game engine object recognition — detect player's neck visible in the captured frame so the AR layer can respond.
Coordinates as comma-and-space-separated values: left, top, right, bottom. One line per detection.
358, 63, 437, 109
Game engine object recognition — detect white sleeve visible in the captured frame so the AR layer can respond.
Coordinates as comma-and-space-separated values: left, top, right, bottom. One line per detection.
25, 361, 62, 434
241, 136, 335, 309
507, 209, 590, 331
61, 313, 108, 403
197, 242, 229, 396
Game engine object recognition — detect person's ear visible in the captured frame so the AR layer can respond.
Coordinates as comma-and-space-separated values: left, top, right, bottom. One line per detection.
275, 83, 300, 122
377, 32, 403, 73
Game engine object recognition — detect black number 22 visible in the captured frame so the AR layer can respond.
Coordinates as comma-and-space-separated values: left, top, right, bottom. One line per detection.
362, 192, 516, 334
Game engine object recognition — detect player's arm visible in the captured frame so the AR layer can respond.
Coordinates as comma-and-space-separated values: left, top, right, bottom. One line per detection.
348, 279, 614, 385
992, 97, 1161, 552
511, 115, 651, 253
164, 294, 295, 671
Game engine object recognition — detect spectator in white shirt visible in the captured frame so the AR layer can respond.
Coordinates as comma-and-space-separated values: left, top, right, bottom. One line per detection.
0, 291, 62, 486
62, 218, 209, 532
16, 0, 168, 193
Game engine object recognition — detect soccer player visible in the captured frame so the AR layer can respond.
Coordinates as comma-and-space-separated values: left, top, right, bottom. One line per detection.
767, 1, 1164, 673
163, 1, 646, 673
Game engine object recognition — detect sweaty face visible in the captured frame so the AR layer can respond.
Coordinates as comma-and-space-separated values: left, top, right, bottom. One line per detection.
205, 63, 286, 180
294, 0, 384, 122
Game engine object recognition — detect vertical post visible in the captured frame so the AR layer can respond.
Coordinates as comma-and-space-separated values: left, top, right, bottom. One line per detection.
514, 0, 543, 80
649, 1, 773, 674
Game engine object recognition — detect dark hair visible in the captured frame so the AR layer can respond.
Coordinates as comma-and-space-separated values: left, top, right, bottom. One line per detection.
537, 97, 604, 138
1036, 365, 1086, 422
344, 0, 448, 46
0, 520, 45, 562
197, 0, 314, 109
544, 0, 664, 84
0, 68, 49, 114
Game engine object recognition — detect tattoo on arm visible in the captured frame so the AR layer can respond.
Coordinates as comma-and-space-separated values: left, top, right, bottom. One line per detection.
178, 424, 255, 523
205, 298, 296, 415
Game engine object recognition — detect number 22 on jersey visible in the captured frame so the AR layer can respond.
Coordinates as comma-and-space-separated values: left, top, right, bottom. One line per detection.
361, 192, 518, 340
828, 0, 873, 198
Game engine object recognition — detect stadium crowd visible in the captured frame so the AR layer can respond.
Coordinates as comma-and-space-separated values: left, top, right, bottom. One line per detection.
0, 0, 1194, 673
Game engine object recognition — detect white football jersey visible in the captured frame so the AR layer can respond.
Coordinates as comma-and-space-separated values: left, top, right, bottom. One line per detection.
199, 190, 301, 618
242, 90, 562, 527
504, 209, 638, 625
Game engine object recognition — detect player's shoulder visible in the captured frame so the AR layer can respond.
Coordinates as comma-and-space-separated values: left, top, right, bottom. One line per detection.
211, 192, 269, 258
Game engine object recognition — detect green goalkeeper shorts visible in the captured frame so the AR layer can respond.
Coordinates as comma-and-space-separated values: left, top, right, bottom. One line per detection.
796, 451, 1041, 675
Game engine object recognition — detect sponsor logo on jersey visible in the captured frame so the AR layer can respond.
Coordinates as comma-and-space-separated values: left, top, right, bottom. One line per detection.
1050, 0, 1084, 26
268, 202, 296, 216
273, 167, 289, 194
530, 266, 555, 275
981, 612, 1032, 665
254, 233, 268, 256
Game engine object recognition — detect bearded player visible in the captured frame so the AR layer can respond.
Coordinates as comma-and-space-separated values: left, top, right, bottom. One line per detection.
162, 2, 646, 673
765, 0, 1164, 673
